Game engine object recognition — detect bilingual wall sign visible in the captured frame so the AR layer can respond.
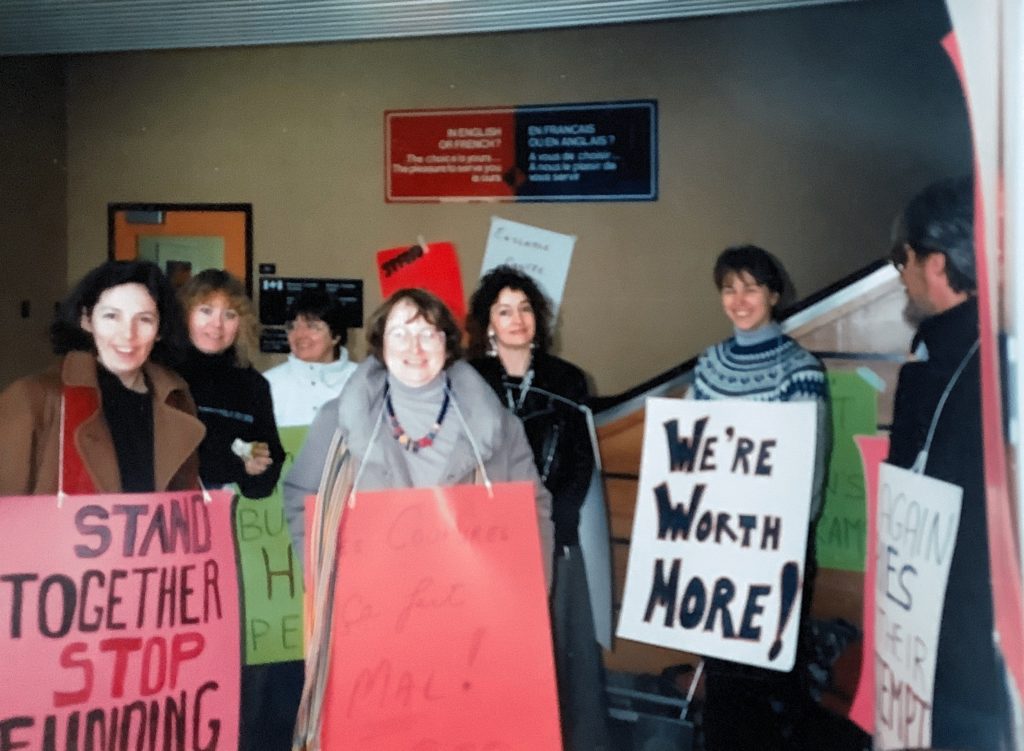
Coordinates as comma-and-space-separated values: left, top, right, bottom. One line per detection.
386, 100, 657, 202
617, 398, 817, 671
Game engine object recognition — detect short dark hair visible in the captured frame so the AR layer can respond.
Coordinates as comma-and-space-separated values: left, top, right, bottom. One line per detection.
366, 288, 462, 368
467, 265, 553, 359
288, 289, 348, 349
890, 176, 975, 294
51, 260, 187, 366
715, 242, 785, 292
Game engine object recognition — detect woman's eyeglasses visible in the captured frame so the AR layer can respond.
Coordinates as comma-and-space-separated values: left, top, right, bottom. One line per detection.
385, 326, 445, 352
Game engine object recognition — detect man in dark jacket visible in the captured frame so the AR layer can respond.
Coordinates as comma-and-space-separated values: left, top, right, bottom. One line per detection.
887, 176, 1012, 750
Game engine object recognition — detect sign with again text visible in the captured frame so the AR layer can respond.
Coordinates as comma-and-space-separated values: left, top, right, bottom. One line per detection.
873, 463, 962, 750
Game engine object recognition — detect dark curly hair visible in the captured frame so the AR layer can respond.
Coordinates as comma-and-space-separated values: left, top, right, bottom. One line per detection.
366, 288, 462, 368
51, 260, 188, 366
466, 265, 553, 359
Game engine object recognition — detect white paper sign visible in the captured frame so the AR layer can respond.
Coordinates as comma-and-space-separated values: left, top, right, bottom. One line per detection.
480, 217, 576, 315
873, 463, 962, 750
617, 398, 817, 671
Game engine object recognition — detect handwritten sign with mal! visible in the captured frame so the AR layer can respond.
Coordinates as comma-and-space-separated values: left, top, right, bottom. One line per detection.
319, 483, 560, 750
617, 398, 817, 671
0, 490, 241, 750
873, 464, 961, 750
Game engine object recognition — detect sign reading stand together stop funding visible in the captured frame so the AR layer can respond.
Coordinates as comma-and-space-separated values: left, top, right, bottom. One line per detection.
0, 490, 241, 751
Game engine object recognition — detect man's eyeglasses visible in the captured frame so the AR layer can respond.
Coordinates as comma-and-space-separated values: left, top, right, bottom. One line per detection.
385, 326, 445, 352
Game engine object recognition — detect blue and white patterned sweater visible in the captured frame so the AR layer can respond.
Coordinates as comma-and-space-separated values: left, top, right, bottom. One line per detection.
691, 323, 830, 519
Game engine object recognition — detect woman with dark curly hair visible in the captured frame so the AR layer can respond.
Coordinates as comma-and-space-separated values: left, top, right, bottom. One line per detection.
467, 265, 610, 751
0, 260, 204, 495
284, 288, 554, 748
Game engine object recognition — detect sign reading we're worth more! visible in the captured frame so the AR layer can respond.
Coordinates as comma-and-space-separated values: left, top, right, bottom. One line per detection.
617, 398, 817, 671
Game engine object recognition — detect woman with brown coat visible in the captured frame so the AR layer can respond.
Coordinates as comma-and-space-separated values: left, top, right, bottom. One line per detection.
0, 260, 204, 495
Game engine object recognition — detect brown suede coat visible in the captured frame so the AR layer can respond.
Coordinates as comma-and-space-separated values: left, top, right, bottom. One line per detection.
0, 351, 205, 495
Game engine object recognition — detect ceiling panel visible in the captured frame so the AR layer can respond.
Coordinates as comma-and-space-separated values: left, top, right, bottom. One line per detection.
0, 0, 859, 56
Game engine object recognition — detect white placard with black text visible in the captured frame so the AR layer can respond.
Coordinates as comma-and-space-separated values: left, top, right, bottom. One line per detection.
873, 462, 962, 751
480, 217, 575, 317
617, 398, 817, 671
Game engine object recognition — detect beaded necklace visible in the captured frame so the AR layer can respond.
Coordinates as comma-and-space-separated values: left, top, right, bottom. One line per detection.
384, 376, 451, 452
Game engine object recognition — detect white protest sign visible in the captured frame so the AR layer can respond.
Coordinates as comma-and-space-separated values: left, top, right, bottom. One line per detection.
481, 217, 575, 316
873, 463, 962, 751
617, 398, 817, 671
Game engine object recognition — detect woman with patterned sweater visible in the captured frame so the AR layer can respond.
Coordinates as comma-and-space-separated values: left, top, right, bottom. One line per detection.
690, 245, 829, 751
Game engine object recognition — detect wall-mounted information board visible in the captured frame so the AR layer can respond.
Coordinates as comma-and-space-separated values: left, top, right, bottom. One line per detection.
386, 100, 657, 203
258, 277, 363, 353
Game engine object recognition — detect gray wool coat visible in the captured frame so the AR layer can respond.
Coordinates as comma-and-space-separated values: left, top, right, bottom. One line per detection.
283, 357, 554, 584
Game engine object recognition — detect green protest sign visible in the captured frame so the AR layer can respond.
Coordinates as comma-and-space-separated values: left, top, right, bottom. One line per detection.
816, 371, 879, 571
235, 425, 308, 664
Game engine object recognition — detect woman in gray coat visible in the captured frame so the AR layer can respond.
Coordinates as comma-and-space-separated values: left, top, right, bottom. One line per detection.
284, 288, 553, 749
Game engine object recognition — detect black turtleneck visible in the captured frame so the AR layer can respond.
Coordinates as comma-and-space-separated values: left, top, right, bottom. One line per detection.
96, 364, 155, 492
888, 297, 1003, 715
178, 346, 285, 498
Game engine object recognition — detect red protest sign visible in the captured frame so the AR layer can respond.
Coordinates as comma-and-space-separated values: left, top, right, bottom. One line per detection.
848, 435, 889, 735
0, 490, 241, 750
377, 241, 466, 322
319, 482, 560, 750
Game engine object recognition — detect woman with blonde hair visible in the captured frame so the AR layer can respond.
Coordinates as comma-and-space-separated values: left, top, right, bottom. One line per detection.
178, 269, 290, 750
178, 269, 284, 499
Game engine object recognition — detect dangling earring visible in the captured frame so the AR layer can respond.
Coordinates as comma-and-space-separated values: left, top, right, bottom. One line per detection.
487, 328, 497, 357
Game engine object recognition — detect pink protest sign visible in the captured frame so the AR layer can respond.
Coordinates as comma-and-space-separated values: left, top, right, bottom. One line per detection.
377, 241, 467, 322
0, 490, 241, 749
319, 482, 560, 750
848, 435, 889, 734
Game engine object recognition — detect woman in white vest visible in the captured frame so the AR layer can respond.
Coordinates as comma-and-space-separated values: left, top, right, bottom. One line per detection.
263, 288, 357, 428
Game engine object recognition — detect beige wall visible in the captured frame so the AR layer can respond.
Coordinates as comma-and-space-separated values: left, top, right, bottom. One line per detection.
57, 0, 968, 394
0, 56, 67, 388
